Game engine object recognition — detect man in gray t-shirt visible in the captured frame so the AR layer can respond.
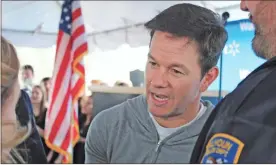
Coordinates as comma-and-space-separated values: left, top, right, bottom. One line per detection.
85, 3, 227, 164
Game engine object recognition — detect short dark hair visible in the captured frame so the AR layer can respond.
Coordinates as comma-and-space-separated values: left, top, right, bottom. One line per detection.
41, 77, 50, 83
145, 3, 228, 76
22, 64, 34, 74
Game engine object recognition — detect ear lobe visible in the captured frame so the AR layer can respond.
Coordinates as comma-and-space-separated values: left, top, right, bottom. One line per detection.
200, 67, 219, 92
200, 76, 209, 93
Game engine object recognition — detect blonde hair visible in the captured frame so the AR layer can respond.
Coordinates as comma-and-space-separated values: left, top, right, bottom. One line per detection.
32, 85, 46, 122
1, 36, 31, 163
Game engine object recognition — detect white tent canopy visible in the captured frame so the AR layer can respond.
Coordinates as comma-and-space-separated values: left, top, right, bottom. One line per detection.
2, 1, 248, 51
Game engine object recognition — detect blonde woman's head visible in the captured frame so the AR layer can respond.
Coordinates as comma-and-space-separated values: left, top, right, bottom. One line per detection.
1, 36, 31, 163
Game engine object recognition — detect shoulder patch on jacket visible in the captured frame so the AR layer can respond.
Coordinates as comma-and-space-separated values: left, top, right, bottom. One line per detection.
201, 133, 244, 164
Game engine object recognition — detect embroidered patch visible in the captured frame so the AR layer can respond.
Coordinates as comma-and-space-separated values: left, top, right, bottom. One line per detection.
201, 133, 244, 164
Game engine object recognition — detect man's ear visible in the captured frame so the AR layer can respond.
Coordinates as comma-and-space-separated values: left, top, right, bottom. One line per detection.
200, 67, 219, 93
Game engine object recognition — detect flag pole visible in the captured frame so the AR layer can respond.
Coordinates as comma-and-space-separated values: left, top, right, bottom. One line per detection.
45, 0, 87, 163
71, 102, 74, 164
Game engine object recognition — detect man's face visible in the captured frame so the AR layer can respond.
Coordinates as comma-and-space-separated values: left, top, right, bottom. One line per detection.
145, 31, 217, 118
22, 69, 33, 81
240, 0, 276, 59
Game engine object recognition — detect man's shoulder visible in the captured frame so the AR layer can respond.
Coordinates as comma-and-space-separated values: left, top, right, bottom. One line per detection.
92, 95, 146, 127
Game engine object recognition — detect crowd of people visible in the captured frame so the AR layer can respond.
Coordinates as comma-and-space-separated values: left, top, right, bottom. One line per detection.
19, 64, 95, 163
1, 0, 276, 164
19, 64, 129, 163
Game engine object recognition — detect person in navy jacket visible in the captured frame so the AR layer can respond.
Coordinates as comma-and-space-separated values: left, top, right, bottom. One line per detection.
15, 90, 47, 163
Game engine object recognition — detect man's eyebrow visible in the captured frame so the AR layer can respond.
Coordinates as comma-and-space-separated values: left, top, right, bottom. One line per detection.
147, 53, 155, 61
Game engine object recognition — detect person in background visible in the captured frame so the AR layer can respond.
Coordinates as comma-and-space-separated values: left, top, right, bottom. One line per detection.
31, 85, 62, 164
21, 64, 34, 96
74, 95, 94, 164
100, 82, 108, 86
40, 77, 52, 107
91, 80, 102, 86
85, 3, 227, 163
78, 96, 88, 126
30, 85, 62, 163
1, 36, 47, 163
190, 1, 276, 163
31, 86, 50, 155
91, 80, 108, 86
114, 81, 130, 87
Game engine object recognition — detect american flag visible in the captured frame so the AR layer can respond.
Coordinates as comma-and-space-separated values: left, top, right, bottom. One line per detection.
45, 0, 88, 163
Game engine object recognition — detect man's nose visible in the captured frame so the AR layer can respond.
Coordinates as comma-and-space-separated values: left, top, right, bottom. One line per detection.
151, 69, 169, 88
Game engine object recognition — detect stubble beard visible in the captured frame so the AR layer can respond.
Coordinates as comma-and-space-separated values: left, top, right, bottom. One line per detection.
252, 1, 276, 60
252, 27, 275, 60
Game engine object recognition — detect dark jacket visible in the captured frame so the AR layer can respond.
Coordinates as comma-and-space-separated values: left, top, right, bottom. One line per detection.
190, 56, 276, 163
16, 90, 47, 163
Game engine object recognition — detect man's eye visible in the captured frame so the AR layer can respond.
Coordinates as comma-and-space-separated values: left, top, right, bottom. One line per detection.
149, 61, 157, 67
170, 69, 185, 77
172, 69, 183, 74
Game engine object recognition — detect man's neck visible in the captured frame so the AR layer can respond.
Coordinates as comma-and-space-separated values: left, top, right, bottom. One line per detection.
153, 100, 201, 128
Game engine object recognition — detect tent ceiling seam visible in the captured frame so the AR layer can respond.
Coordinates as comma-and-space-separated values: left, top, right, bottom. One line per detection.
2, 22, 146, 37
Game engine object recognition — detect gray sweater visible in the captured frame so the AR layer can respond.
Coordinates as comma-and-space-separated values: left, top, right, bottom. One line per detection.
85, 95, 213, 163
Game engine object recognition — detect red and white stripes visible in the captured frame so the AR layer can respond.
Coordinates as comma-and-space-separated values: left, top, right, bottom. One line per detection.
45, 0, 88, 163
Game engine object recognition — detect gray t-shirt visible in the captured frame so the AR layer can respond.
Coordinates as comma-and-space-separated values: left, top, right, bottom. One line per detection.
150, 102, 207, 141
